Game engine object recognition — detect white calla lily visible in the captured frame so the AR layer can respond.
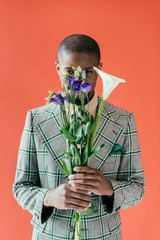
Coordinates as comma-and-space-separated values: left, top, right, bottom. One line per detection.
93, 66, 126, 101
89, 67, 126, 155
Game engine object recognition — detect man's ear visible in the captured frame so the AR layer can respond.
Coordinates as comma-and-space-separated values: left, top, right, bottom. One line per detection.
55, 61, 60, 75
98, 62, 103, 70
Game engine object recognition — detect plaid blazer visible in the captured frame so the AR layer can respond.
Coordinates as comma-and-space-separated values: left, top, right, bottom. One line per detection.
13, 96, 145, 240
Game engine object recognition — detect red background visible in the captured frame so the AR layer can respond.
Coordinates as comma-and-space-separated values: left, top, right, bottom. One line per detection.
0, 0, 159, 239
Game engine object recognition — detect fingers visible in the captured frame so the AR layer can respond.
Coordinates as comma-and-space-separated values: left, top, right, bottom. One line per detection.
65, 184, 91, 211
69, 173, 96, 180
66, 203, 88, 211
69, 182, 94, 192
68, 183, 91, 195
70, 190, 91, 202
67, 196, 91, 208
69, 178, 98, 187
73, 166, 98, 173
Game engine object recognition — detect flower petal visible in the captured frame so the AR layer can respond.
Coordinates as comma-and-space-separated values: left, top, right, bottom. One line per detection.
68, 76, 76, 85
73, 80, 81, 93
93, 67, 126, 100
81, 82, 92, 92
51, 95, 61, 104
82, 70, 86, 79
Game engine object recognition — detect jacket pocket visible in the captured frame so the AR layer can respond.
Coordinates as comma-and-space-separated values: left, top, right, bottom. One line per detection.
107, 212, 122, 235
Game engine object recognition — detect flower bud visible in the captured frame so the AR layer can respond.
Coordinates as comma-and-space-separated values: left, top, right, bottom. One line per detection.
65, 101, 70, 109
72, 66, 77, 70
48, 90, 54, 94
62, 84, 65, 90
77, 66, 82, 73
61, 92, 66, 97
74, 70, 80, 77
51, 95, 56, 99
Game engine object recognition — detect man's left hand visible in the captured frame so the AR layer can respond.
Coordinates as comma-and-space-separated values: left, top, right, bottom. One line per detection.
68, 166, 113, 196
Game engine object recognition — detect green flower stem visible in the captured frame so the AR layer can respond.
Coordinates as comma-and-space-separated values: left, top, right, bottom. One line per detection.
86, 134, 90, 166
74, 211, 81, 240
86, 92, 89, 112
67, 107, 70, 125
89, 100, 105, 158
73, 91, 76, 121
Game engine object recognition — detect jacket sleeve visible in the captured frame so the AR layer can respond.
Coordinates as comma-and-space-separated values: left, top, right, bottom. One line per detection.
12, 110, 53, 224
101, 112, 145, 213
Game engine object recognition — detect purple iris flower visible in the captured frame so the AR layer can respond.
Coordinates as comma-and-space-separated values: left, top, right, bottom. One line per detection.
82, 70, 86, 79
81, 82, 92, 92
51, 95, 61, 104
62, 97, 68, 106
51, 91, 68, 106
73, 80, 82, 94
68, 76, 76, 85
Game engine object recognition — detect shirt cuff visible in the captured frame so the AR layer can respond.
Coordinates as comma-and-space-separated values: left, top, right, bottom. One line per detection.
101, 193, 114, 213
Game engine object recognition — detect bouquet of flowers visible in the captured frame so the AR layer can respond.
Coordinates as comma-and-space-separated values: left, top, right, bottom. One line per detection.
45, 66, 125, 240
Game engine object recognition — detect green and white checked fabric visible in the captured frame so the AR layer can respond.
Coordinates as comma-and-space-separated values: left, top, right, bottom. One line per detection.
13, 96, 145, 239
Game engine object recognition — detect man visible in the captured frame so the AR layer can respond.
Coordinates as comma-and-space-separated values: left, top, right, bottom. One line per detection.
13, 34, 145, 239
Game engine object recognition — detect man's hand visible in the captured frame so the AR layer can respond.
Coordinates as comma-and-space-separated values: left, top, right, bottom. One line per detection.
68, 166, 114, 196
44, 183, 91, 211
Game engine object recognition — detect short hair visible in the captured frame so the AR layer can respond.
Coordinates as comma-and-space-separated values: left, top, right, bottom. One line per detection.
57, 34, 101, 62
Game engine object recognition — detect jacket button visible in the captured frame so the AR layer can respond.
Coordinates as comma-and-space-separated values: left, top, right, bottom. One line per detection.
68, 226, 74, 232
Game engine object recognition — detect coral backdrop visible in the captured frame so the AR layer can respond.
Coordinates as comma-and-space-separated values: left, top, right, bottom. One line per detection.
0, 0, 159, 239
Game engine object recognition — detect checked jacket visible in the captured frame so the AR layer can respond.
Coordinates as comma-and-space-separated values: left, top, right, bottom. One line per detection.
13, 95, 145, 240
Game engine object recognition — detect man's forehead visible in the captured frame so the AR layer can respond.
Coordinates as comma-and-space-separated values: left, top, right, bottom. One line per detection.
58, 51, 99, 68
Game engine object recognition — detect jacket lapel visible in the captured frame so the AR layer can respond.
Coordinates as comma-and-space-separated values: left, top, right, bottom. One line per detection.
35, 104, 69, 179
89, 96, 124, 169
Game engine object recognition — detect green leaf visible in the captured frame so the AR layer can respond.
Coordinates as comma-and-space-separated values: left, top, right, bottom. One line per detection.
85, 124, 93, 136
75, 136, 82, 144
73, 120, 83, 138
66, 139, 70, 152
70, 144, 81, 164
81, 203, 98, 215
69, 124, 74, 135
82, 112, 88, 124
89, 114, 95, 129
89, 144, 105, 158
72, 157, 80, 169
81, 136, 87, 145
57, 149, 72, 158
60, 125, 75, 141
72, 211, 80, 221
81, 144, 88, 166
62, 159, 73, 176
75, 108, 83, 121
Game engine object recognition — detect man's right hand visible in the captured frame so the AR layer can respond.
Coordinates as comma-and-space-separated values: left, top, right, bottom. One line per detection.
43, 183, 91, 211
